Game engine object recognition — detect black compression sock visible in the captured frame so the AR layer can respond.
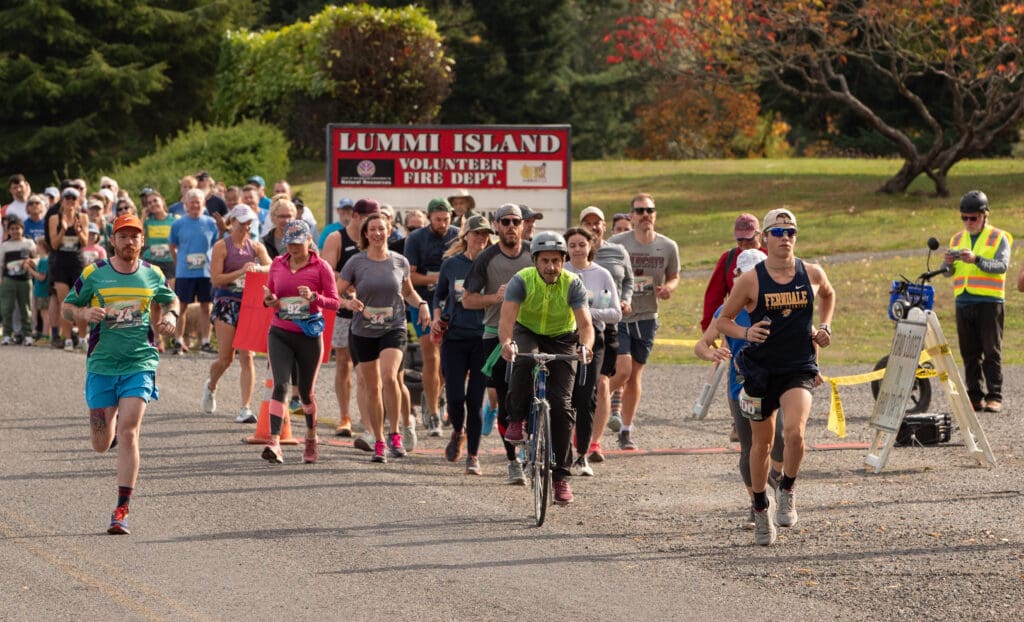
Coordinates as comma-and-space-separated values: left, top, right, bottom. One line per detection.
753, 490, 769, 511
780, 473, 796, 491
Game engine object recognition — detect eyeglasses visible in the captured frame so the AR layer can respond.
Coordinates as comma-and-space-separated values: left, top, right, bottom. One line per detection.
116, 205, 132, 213
736, 235, 757, 242
961, 215, 979, 222
632, 207, 656, 215
499, 218, 522, 227
767, 227, 797, 238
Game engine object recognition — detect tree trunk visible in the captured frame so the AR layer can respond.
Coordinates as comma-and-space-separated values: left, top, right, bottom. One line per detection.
876, 159, 950, 197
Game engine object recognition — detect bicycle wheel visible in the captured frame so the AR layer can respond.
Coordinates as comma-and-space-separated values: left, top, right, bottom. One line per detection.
532, 400, 552, 527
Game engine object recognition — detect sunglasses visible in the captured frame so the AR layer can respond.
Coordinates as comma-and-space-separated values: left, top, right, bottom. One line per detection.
767, 227, 797, 238
736, 235, 758, 242
961, 215, 979, 222
117, 205, 132, 212
632, 207, 656, 215
101, 184, 114, 189
499, 218, 522, 227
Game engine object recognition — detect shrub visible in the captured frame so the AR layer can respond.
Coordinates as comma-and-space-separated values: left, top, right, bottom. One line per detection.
105, 120, 290, 199
215, 4, 453, 157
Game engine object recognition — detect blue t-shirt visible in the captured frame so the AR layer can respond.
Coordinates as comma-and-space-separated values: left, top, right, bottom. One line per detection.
24, 217, 45, 242
169, 214, 219, 278
714, 305, 751, 400
318, 222, 342, 250
32, 255, 49, 298
402, 225, 458, 302
168, 201, 185, 218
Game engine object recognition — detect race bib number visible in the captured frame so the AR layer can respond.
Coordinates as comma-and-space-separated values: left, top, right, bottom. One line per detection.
454, 279, 465, 303
634, 275, 655, 294
278, 296, 311, 320
186, 252, 208, 270
149, 243, 170, 259
104, 300, 143, 329
738, 389, 763, 419
363, 305, 394, 327
61, 237, 80, 252
6, 260, 25, 276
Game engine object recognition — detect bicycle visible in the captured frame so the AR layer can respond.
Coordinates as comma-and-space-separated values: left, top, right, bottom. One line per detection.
505, 345, 587, 527
869, 237, 947, 413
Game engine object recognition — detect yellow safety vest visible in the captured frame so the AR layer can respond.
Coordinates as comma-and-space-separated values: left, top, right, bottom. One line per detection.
949, 224, 1012, 299
516, 267, 578, 336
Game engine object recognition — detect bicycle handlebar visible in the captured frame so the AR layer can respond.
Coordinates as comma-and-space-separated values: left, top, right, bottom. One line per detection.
503, 345, 589, 387
918, 266, 949, 281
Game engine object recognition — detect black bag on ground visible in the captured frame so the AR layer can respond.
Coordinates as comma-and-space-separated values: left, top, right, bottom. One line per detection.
895, 413, 952, 446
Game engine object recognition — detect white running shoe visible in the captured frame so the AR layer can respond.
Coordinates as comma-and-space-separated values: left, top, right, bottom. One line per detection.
754, 500, 777, 546
235, 407, 256, 423
776, 487, 798, 527
201, 379, 216, 414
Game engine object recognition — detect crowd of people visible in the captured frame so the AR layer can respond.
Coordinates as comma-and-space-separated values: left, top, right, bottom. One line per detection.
5, 169, 1009, 546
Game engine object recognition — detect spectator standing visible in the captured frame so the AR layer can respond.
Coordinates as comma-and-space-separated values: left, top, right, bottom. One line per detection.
944, 191, 1012, 413
0, 216, 37, 344
45, 186, 88, 350
701, 214, 763, 331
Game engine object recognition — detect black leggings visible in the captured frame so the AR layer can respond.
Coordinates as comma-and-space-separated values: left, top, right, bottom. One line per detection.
441, 336, 487, 456
268, 326, 323, 433
571, 329, 604, 451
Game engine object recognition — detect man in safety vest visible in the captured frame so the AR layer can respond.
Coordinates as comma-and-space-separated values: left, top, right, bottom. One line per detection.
499, 231, 594, 506
942, 190, 1012, 413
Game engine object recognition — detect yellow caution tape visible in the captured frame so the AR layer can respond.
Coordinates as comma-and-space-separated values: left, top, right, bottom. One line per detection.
827, 380, 846, 437
655, 338, 699, 347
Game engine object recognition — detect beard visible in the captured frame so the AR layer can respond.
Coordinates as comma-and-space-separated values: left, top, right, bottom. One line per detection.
116, 245, 141, 263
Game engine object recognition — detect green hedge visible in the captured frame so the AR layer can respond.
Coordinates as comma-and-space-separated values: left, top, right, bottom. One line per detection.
214, 4, 452, 156
105, 120, 290, 199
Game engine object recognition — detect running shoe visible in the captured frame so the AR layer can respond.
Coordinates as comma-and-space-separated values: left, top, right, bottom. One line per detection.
402, 424, 417, 453
372, 440, 388, 463
743, 505, 756, 530
200, 342, 217, 354
64, 338, 74, 352
481, 403, 498, 436
23, 336, 33, 346
753, 500, 777, 546
465, 455, 481, 475
107, 505, 130, 535
335, 416, 353, 437
984, 400, 1002, 413
235, 407, 255, 424
767, 469, 781, 492
553, 479, 574, 505
388, 432, 407, 458
444, 430, 464, 462
172, 339, 184, 355
1, 336, 11, 346
288, 396, 302, 414
588, 442, 605, 463
303, 437, 319, 464
506, 460, 527, 485
572, 455, 593, 477
503, 420, 525, 444
201, 379, 216, 414
427, 413, 442, 437
262, 441, 284, 464
618, 429, 637, 450
353, 432, 374, 452
776, 487, 798, 527
607, 414, 622, 432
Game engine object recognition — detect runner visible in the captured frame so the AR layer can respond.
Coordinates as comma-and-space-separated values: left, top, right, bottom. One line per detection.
62, 213, 180, 534
338, 213, 431, 463
716, 208, 835, 546
260, 220, 340, 464
203, 206, 272, 423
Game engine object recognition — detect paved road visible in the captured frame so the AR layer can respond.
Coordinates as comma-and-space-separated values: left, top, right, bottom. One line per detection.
2, 346, 1021, 621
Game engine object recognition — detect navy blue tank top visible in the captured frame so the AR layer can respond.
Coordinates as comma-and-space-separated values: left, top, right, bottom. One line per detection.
743, 258, 817, 374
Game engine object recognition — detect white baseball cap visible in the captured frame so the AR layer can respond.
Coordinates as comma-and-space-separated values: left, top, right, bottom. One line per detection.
736, 249, 767, 274
579, 206, 605, 223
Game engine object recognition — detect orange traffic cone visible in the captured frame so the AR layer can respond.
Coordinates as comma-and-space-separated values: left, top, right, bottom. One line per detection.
245, 376, 299, 445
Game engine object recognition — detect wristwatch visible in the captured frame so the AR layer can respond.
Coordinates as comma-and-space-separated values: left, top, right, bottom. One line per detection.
818, 323, 831, 335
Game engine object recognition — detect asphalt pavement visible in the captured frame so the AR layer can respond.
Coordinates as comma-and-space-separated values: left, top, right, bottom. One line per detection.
1, 345, 1021, 621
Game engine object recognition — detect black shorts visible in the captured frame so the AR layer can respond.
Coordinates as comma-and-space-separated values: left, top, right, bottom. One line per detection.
349, 328, 407, 364
741, 371, 817, 422
49, 254, 84, 288
175, 277, 213, 304
600, 324, 619, 376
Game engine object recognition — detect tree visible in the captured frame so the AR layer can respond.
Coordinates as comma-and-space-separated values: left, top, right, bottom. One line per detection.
608, 0, 1024, 196
0, 0, 253, 182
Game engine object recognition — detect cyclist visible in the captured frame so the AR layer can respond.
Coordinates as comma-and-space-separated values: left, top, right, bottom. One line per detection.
500, 231, 594, 506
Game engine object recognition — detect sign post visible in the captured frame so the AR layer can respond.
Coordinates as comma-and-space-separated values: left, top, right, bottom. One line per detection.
864, 307, 996, 472
325, 124, 572, 229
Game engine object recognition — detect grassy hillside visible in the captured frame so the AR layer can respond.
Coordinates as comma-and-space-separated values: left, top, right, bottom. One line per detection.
293, 158, 1024, 366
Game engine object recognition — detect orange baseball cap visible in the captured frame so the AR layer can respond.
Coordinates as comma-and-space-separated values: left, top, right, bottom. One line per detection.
112, 213, 144, 233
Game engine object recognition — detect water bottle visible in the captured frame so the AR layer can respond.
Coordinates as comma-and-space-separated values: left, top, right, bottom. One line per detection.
431, 313, 449, 345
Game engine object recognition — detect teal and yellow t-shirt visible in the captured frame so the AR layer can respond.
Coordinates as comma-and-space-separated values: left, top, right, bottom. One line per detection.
63, 260, 176, 375
143, 215, 177, 264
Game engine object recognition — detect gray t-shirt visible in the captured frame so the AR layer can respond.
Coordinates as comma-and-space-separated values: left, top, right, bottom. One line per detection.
463, 242, 533, 332
565, 262, 621, 332
339, 251, 410, 337
608, 231, 680, 321
594, 240, 634, 305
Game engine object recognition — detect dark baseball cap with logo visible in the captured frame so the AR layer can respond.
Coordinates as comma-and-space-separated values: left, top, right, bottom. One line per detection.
353, 199, 380, 216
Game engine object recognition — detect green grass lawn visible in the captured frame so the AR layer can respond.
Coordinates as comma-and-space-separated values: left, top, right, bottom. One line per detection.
291, 157, 1024, 366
